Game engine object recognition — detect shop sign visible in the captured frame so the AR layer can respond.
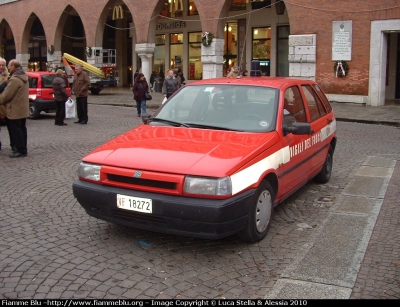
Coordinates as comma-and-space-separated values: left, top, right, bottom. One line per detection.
157, 21, 186, 30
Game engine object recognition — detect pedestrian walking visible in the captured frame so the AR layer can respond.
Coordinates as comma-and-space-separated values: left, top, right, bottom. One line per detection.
132, 73, 149, 117
173, 70, 182, 88
150, 71, 157, 92
53, 69, 70, 126
133, 70, 140, 82
162, 69, 179, 99
177, 69, 185, 85
0, 59, 29, 158
72, 64, 90, 124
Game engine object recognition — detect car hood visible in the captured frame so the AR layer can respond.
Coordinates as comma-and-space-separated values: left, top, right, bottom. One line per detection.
83, 125, 280, 177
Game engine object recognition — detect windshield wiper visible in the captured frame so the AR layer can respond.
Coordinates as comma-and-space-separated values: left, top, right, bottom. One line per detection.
148, 118, 190, 127
184, 123, 244, 132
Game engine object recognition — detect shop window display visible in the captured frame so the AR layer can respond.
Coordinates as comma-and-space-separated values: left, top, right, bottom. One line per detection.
188, 32, 203, 80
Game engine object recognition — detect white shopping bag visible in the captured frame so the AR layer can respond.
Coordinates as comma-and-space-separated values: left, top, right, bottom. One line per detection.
162, 97, 167, 104
65, 98, 76, 119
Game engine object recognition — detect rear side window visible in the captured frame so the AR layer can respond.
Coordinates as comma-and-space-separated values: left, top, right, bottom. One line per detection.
41, 75, 56, 88
302, 85, 327, 122
313, 84, 332, 113
28, 77, 38, 88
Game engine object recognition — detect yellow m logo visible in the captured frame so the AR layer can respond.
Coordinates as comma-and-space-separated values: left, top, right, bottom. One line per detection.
112, 5, 124, 20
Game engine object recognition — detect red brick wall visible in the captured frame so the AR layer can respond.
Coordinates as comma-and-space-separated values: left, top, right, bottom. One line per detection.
286, 0, 400, 95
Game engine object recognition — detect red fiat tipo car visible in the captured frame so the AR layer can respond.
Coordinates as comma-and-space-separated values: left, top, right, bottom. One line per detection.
73, 76, 337, 242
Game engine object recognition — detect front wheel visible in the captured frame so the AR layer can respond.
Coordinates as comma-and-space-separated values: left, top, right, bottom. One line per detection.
314, 145, 333, 183
29, 101, 40, 119
238, 181, 274, 243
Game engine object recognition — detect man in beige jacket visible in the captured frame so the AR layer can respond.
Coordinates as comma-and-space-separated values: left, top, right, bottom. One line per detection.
0, 59, 29, 158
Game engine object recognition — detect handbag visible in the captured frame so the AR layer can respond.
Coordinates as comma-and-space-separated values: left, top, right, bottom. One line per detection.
140, 83, 152, 100
65, 98, 76, 119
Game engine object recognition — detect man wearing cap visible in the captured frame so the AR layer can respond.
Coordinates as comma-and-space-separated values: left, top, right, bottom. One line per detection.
52, 69, 69, 126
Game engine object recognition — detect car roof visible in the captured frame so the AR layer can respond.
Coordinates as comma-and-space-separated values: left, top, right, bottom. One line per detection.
187, 76, 316, 89
26, 71, 58, 77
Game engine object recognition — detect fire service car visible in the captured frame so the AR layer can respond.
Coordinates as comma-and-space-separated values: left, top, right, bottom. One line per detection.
73, 75, 337, 242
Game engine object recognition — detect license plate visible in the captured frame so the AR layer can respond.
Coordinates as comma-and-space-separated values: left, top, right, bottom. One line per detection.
117, 194, 152, 214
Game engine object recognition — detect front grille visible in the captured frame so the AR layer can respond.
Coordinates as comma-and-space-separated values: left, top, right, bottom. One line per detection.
107, 174, 176, 190
111, 209, 166, 225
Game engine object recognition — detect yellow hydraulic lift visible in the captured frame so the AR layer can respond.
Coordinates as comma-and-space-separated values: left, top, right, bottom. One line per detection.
62, 53, 105, 78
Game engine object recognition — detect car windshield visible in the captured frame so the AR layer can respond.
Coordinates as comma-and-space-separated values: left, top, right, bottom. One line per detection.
152, 85, 279, 132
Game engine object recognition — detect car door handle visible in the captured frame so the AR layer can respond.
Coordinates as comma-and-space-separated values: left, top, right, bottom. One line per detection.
327, 119, 333, 123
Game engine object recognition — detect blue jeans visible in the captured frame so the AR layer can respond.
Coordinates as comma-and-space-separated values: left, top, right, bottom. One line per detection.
136, 100, 146, 115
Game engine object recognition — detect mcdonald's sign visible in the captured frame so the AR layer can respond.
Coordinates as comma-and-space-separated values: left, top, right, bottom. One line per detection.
112, 5, 124, 20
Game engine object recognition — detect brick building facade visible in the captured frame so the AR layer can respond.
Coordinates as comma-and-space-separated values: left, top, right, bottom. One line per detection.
0, 0, 399, 106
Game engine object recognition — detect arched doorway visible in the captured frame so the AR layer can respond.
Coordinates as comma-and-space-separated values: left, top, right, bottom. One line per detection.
0, 20, 16, 60
28, 16, 47, 71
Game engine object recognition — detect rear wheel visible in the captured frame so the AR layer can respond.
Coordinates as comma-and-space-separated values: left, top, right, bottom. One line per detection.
314, 145, 333, 183
28, 101, 40, 119
238, 181, 274, 243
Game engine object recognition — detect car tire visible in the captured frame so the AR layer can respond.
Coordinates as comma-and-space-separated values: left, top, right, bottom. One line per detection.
29, 101, 40, 119
314, 145, 333, 184
238, 180, 274, 243
90, 88, 101, 95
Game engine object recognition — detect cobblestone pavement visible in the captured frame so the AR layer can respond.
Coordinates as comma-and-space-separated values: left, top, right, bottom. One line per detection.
0, 94, 399, 299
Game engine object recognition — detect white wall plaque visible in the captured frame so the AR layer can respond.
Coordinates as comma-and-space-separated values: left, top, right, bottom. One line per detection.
332, 20, 352, 61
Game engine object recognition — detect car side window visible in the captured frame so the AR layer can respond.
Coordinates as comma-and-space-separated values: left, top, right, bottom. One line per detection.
313, 84, 332, 113
284, 86, 307, 123
302, 85, 327, 122
42, 75, 55, 88
28, 77, 37, 88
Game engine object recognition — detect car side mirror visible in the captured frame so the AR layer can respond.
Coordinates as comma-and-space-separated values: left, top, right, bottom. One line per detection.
283, 122, 313, 135
141, 113, 152, 123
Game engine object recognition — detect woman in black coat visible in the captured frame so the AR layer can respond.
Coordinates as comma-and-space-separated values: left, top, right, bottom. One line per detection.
132, 73, 149, 117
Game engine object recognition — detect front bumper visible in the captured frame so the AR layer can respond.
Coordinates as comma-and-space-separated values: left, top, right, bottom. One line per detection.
72, 180, 256, 240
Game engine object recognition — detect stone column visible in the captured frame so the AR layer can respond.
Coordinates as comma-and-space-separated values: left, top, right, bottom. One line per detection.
201, 38, 224, 79
17, 54, 30, 72
136, 43, 155, 83
288, 34, 316, 80
47, 50, 63, 71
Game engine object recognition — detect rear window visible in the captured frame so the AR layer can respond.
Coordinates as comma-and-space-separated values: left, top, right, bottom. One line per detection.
313, 84, 332, 113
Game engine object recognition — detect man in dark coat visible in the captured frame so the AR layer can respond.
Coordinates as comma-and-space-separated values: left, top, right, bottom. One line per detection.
52, 69, 69, 126
132, 73, 149, 117
72, 64, 90, 124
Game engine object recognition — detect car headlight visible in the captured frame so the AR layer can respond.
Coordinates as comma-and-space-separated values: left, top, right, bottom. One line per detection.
78, 162, 101, 181
184, 176, 232, 196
